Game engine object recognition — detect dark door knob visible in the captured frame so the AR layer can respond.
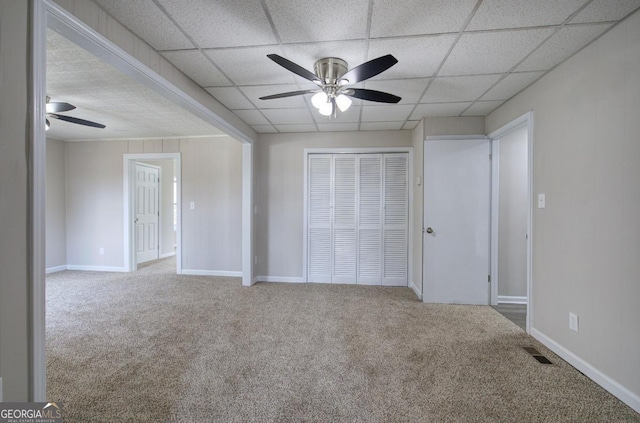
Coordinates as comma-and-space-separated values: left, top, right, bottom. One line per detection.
426, 227, 433, 234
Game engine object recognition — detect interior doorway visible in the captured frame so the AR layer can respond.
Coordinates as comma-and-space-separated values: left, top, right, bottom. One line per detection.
489, 112, 534, 332
124, 153, 182, 273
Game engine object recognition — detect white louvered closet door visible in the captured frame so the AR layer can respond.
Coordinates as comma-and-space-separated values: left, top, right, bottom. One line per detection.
307, 155, 332, 283
357, 155, 383, 285
332, 155, 357, 283
307, 153, 408, 286
382, 154, 409, 286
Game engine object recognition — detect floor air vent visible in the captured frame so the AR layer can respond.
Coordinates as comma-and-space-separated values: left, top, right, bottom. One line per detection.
523, 346, 553, 365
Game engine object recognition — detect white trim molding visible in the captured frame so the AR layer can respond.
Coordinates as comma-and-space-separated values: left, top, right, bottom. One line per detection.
256, 276, 306, 284
531, 328, 640, 414
66, 265, 128, 272
159, 252, 176, 260
45, 265, 68, 274
409, 281, 422, 299
497, 295, 527, 304
181, 270, 243, 278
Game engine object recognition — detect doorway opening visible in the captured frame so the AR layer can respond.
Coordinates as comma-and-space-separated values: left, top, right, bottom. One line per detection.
489, 112, 534, 332
124, 154, 181, 273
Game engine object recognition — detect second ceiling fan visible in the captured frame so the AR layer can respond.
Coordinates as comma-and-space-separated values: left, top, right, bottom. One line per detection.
260, 54, 401, 118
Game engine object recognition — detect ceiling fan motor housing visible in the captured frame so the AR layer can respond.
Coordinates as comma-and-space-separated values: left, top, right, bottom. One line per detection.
314, 57, 348, 85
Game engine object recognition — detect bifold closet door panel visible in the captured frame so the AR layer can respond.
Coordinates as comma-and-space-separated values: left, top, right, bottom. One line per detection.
357, 154, 383, 285
332, 155, 357, 284
382, 154, 409, 286
307, 154, 332, 283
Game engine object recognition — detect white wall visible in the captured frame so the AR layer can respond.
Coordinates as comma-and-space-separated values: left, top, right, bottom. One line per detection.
497, 127, 528, 298
255, 131, 412, 279
63, 137, 242, 274
142, 159, 176, 257
0, 0, 30, 401
46, 138, 68, 270
486, 9, 640, 409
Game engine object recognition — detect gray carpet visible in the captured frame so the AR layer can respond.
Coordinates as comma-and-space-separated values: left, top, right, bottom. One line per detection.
46, 258, 640, 422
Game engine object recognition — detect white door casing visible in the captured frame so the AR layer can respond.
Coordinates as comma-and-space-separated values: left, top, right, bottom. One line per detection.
135, 163, 160, 264
423, 138, 491, 304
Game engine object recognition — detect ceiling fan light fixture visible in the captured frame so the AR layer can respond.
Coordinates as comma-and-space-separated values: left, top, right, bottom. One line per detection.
335, 94, 352, 112
311, 91, 329, 109
318, 101, 333, 117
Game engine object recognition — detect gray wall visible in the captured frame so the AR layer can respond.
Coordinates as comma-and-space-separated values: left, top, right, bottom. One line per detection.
46, 138, 68, 270
254, 131, 412, 279
0, 0, 30, 401
143, 159, 176, 257
62, 137, 242, 273
486, 9, 640, 402
497, 127, 528, 298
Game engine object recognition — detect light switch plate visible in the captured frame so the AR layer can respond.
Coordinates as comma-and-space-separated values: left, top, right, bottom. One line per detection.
569, 312, 579, 332
538, 193, 546, 208
190, 202, 195, 210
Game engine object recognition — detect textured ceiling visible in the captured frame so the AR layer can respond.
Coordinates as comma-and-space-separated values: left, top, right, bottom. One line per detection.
46, 30, 224, 141
61, 0, 640, 135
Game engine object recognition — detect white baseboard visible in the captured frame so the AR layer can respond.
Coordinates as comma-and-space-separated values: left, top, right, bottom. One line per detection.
498, 295, 527, 304
409, 280, 422, 299
531, 327, 640, 414
256, 276, 306, 283
181, 269, 242, 277
46, 265, 67, 274
66, 265, 128, 272
159, 251, 176, 259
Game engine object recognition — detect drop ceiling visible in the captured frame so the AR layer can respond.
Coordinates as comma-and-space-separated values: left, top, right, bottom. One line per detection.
55, 0, 640, 136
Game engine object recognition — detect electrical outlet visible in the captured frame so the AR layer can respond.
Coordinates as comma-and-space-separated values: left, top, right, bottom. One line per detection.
99, 247, 104, 255
538, 193, 546, 208
569, 312, 579, 332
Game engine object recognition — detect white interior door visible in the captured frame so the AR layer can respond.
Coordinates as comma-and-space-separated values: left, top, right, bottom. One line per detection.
135, 163, 160, 264
423, 139, 491, 304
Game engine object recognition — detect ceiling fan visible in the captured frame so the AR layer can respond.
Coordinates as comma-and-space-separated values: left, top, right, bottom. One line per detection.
45, 96, 106, 130
260, 54, 401, 118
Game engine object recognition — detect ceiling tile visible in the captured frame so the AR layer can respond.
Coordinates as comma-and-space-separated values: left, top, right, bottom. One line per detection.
462, 101, 504, 116
367, 35, 457, 79
403, 121, 420, 130
275, 124, 318, 133
161, 50, 231, 86
361, 105, 414, 122
205, 87, 255, 109
571, 0, 640, 23
156, 0, 277, 48
317, 123, 360, 132
364, 79, 430, 104
282, 41, 368, 74
360, 122, 405, 131
516, 23, 612, 72
439, 28, 555, 76
262, 108, 314, 125
253, 125, 278, 133
467, 0, 586, 31
95, 0, 194, 50
313, 106, 362, 124
234, 110, 271, 126
410, 102, 472, 119
481, 72, 545, 100
206, 46, 296, 86
239, 84, 313, 109
422, 74, 502, 103
265, 0, 369, 43
370, 0, 478, 37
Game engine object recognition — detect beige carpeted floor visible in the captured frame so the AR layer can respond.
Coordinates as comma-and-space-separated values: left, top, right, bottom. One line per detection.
46, 258, 640, 422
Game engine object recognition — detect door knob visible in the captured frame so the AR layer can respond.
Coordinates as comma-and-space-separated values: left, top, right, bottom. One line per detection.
426, 227, 433, 234
135, 218, 139, 223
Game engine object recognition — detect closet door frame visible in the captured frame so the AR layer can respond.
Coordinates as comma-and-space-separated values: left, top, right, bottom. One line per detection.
303, 147, 414, 285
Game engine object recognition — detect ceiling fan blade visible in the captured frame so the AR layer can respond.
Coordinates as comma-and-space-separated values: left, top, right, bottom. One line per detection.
46, 102, 76, 113
267, 54, 321, 83
49, 113, 106, 129
260, 89, 319, 100
344, 88, 401, 103
339, 54, 398, 84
